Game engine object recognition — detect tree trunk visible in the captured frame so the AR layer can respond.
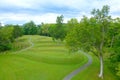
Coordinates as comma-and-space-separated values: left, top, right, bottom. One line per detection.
98, 41, 104, 79
98, 24, 105, 79
99, 53, 103, 79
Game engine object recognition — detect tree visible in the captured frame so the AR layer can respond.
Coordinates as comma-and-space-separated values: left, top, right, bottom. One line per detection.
49, 24, 57, 41
109, 37, 120, 79
4, 24, 15, 42
23, 21, 37, 35
40, 23, 51, 36
107, 18, 120, 79
67, 18, 79, 30
91, 5, 111, 78
37, 24, 42, 35
50, 15, 66, 41
0, 26, 14, 52
12, 25, 23, 38
66, 5, 110, 79
0, 24, 23, 52
56, 15, 64, 27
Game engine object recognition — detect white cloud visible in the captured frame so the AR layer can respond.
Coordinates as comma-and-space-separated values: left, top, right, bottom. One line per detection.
0, 13, 62, 24
0, 0, 120, 24
33, 13, 61, 24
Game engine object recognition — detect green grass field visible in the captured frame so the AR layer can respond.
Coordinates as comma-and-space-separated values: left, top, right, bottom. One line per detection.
72, 52, 117, 80
0, 35, 116, 80
0, 35, 88, 80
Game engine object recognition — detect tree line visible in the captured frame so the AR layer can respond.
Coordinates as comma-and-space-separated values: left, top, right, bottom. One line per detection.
0, 5, 120, 79
0, 25, 23, 52
0, 17, 66, 52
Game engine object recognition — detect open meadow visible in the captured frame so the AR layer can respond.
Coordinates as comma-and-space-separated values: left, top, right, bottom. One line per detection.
0, 35, 87, 80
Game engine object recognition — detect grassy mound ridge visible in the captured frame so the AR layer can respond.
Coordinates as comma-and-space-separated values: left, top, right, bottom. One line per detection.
17, 35, 87, 65
0, 35, 88, 80
11, 36, 31, 51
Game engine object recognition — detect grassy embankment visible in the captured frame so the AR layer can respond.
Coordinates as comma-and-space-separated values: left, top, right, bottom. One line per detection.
0, 35, 87, 80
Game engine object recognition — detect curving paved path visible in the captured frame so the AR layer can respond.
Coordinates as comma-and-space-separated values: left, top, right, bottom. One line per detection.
63, 50, 92, 80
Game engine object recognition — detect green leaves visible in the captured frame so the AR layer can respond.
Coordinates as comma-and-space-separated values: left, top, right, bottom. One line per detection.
65, 5, 111, 54
116, 63, 120, 77
0, 25, 23, 52
91, 5, 110, 20
67, 18, 79, 30
23, 21, 37, 35
56, 15, 64, 26
50, 15, 66, 41
65, 5, 112, 79
0, 26, 13, 52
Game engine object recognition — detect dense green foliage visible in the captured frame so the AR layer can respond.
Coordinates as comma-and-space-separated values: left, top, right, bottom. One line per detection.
67, 18, 79, 31
66, 5, 110, 53
23, 21, 37, 35
38, 23, 51, 36
0, 25, 23, 52
12, 25, 23, 38
107, 18, 120, 79
65, 5, 120, 79
0, 26, 13, 51
49, 15, 67, 41
22, 18, 67, 41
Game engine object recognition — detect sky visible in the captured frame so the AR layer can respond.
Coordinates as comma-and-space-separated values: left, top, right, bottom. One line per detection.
0, 0, 120, 25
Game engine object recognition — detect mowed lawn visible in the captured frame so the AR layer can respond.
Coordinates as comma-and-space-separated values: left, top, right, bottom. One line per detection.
0, 35, 88, 80
72, 53, 117, 80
